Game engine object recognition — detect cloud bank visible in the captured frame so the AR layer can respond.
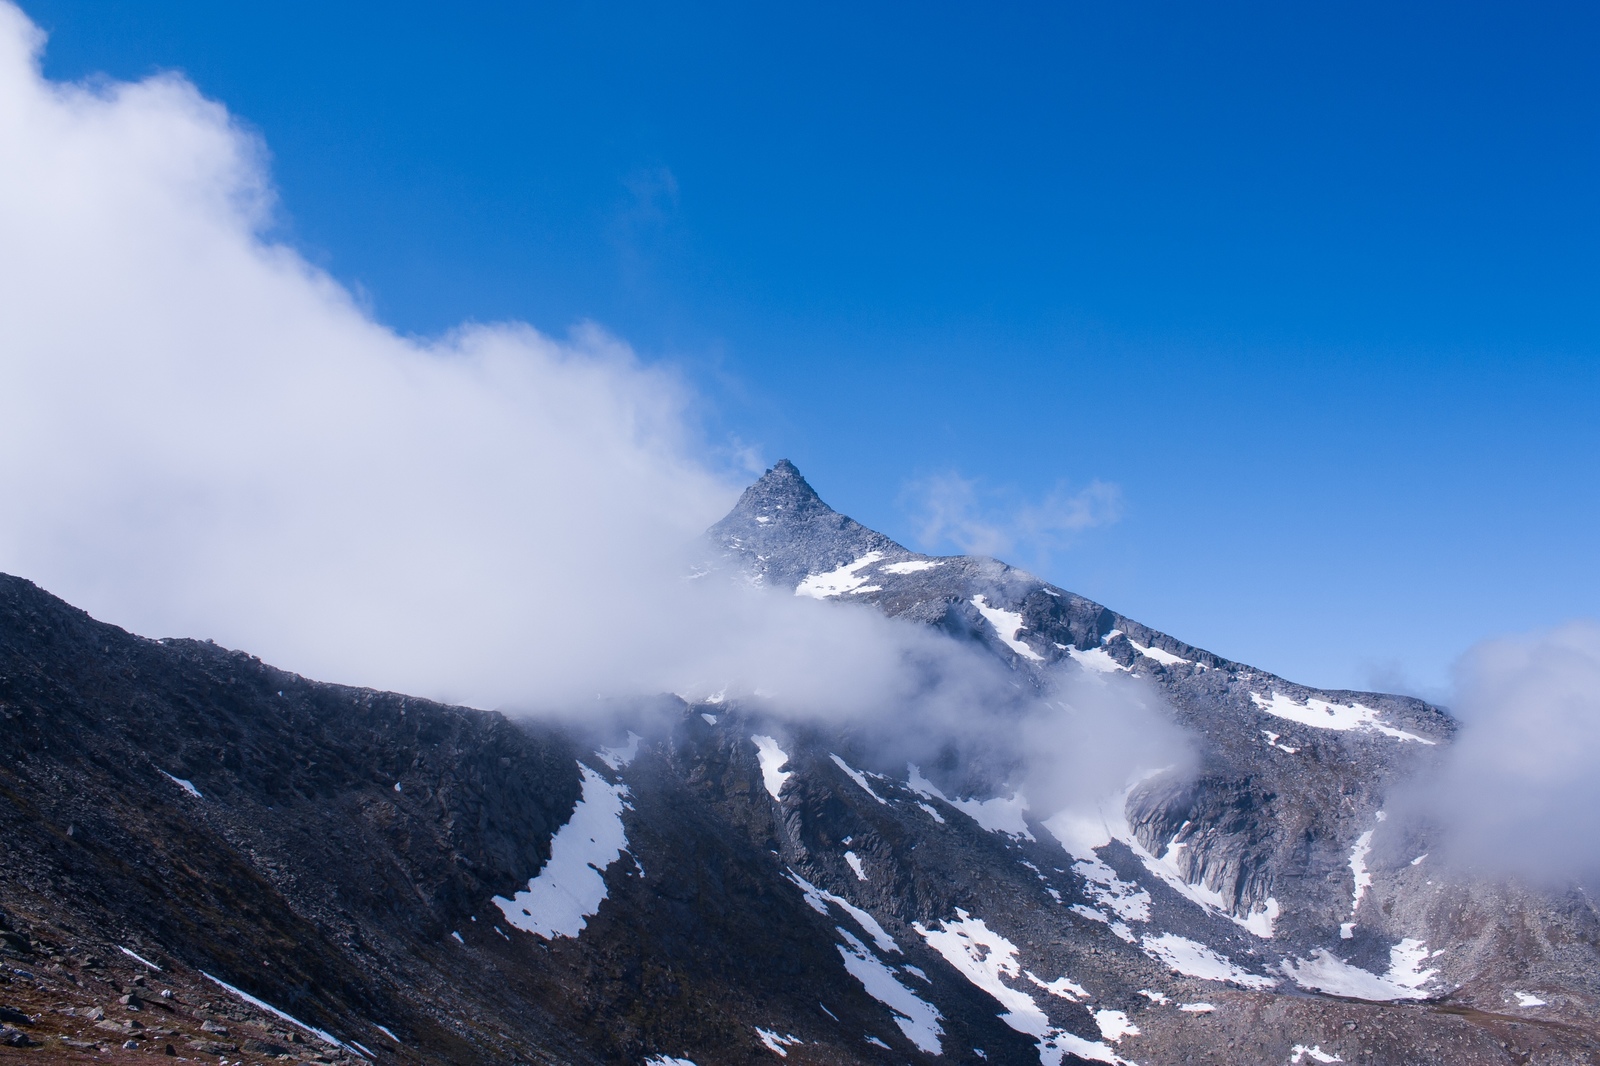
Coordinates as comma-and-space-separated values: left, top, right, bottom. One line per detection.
0, 2, 740, 707
1424, 620, 1600, 885
0, 0, 1189, 814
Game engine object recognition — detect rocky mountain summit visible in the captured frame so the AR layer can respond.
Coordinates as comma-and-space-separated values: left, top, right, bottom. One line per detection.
0, 461, 1595, 1065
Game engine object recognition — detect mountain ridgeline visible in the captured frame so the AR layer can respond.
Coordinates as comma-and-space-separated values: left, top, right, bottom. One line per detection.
0, 461, 1594, 1065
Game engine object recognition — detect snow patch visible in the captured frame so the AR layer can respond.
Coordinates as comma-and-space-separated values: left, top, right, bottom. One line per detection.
1139, 934, 1276, 989
844, 851, 868, 881
596, 732, 642, 771
1044, 1032, 1136, 1065
1513, 991, 1547, 1007
914, 911, 1047, 1036
906, 764, 942, 799
754, 1028, 803, 1057
1282, 938, 1437, 1001
1348, 820, 1379, 917
645, 1058, 699, 1066
1235, 897, 1281, 938
784, 871, 900, 954
1261, 730, 1299, 754
1250, 691, 1435, 744
1094, 1010, 1139, 1043
493, 763, 630, 939
701, 713, 718, 725
1070, 853, 1150, 922
881, 559, 942, 574
972, 595, 1044, 661
951, 793, 1033, 840
118, 946, 162, 971
1410, 853, 1428, 866
1177, 1003, 1214, 1014
1290, 1046, 1343, 1064
752, 736, 793, 799
1071, 905, 1136, 943
1045, 807, 1152, 923
831, 754, 888, 804
1127, 640, 1189, 667
917, 802, 946, 824
914, 910, 1135, 1065
796, 552, 885, 598
864, 1035, 890, 1049
909, 764, 1031, 839
201, 971, 349, 1051
160, 771, 202, 798
1137, 990, 1169, 1005
1026, 972, 1089, 1001
1067, 646, 1127, 674
834, 928, 944, 1054
374, 1025, 398, 1043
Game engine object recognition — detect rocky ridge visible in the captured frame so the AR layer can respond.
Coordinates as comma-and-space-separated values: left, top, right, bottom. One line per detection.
0, 460, 1592, 1064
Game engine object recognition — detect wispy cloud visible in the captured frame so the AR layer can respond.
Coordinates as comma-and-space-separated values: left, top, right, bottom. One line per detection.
900, 470, 1123, 563
1412, 620, 1600, 886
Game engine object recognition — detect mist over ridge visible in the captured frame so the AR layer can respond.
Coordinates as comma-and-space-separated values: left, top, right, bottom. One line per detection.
0, 1, 1192, 826
0, 0, 1594, 893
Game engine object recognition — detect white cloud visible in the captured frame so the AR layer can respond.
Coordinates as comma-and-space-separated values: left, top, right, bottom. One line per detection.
0, 3, 735, 707
1423, 620, 1600, 884
0, 4, 1188, 814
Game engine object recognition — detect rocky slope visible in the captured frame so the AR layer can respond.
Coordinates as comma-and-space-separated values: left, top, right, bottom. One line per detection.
0, 460, 1594, 1065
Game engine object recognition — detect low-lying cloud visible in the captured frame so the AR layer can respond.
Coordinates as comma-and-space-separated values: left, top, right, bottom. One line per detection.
1422, 620, 1600, 885
0, 1, 1183, 812
0, 1, 733, 708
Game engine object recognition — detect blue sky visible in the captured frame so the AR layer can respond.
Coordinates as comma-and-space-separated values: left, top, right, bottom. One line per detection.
24, 1, 1597, 694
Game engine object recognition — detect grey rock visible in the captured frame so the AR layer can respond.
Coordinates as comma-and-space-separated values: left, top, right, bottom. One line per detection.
244, 1037, 289, 1055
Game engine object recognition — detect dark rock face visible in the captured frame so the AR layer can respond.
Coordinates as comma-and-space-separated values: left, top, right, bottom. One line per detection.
0, 460, 1595, 1065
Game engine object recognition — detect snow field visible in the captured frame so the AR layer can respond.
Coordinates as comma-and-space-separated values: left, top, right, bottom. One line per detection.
1250, 691, 1434, 744
795, 552, 885, 598
493, 762, 631, 939
751, 735, 793, 799
971, 595, 1044, 661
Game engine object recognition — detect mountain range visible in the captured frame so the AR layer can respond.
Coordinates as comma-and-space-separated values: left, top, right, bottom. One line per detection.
0, 460, 1593, 1065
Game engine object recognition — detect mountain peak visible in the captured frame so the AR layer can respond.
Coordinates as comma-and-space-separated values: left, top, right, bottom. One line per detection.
706, 460, 905, 590
741, 459, 825, 512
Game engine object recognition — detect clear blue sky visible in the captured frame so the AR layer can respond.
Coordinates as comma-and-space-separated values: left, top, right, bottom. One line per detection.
24, 1, 1598, 695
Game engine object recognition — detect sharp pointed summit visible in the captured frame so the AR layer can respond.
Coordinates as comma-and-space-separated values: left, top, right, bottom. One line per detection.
707, 460, 907, 590
720, 459, 836, 522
